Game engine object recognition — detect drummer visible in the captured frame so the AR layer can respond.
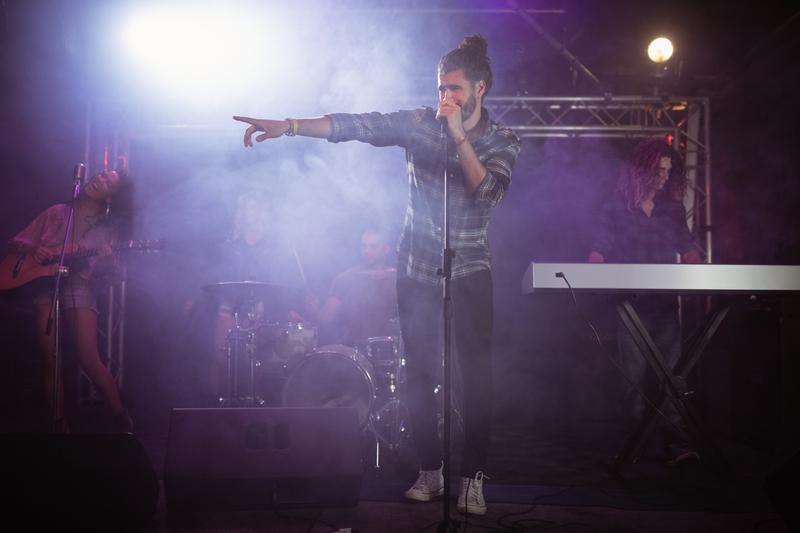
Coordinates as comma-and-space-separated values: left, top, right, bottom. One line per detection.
312, 227, 399, 348
207, 190, 306, 403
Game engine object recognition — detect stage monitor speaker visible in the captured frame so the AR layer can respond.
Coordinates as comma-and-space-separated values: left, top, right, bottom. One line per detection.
164, 407, 363, 511
0, 432, 159, 529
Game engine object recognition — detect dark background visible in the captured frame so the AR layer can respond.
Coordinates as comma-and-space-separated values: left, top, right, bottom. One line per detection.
1, 0, 798, 454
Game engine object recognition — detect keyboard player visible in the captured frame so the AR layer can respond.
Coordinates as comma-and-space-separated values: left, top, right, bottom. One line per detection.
588, 138, 702, 465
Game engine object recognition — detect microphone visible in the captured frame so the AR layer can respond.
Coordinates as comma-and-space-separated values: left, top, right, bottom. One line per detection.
73, 163, 86, 184
438, 115, 448, 136
71, 163, 86, 201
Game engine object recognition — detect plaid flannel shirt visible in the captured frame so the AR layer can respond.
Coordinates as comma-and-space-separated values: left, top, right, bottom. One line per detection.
327, 107, 521, 285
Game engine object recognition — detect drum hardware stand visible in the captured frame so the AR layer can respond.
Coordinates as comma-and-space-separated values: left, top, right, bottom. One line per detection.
44, 163, 86, 432
367, 352, 407, 471
363, 332, 465, 474
219, 310, 263, 408
361, 353, 463, 474
368, 398, 407, 471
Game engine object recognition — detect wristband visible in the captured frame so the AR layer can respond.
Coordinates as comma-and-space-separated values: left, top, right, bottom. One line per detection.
284, 118, 299, 136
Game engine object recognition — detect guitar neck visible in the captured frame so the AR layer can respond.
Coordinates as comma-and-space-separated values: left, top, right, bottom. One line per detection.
42, 241, 154, 265
43, 247, 106, 265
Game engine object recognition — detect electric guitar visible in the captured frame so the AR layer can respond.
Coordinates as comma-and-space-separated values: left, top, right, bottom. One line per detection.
0, 239, 163, 290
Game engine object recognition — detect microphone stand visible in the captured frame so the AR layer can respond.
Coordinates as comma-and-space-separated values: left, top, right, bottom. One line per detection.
437, 122, 459, 532
45, 163, 85, 432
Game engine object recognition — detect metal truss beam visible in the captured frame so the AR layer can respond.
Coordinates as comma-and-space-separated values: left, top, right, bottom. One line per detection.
104, 281, 127, 389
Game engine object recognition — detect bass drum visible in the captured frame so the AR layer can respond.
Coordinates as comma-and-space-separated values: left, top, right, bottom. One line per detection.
281, 345, 375, 428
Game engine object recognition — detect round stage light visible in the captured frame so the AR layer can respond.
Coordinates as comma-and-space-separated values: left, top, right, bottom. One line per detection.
647, 37, 674, 64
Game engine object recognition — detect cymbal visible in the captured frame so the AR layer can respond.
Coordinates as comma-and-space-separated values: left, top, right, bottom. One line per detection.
202, 280, 300, 302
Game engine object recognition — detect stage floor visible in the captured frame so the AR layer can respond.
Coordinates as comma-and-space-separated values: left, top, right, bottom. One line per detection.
4, 404, 790, 533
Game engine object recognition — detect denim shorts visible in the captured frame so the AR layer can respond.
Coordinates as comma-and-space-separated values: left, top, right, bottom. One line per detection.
32, 279, 98, 313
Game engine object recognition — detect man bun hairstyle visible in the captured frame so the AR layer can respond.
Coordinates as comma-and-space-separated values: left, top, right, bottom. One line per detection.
439, 34, 493, 96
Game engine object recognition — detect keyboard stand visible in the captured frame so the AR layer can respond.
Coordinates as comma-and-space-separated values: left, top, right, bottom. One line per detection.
612, 299, 731, 474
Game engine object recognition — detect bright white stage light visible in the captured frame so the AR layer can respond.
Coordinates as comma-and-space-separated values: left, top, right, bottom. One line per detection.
120, 4, 289, 102
647, 37, 674, 64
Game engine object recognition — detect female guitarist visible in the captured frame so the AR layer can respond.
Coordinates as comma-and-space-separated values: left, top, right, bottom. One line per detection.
5, 170, 134, 433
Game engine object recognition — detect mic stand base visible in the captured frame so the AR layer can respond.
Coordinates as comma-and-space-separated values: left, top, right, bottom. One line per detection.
437, 518, 462, 533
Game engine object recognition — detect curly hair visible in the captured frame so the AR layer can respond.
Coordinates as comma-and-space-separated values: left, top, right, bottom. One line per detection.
438, 34, 493, 96
617, 137, 688, 210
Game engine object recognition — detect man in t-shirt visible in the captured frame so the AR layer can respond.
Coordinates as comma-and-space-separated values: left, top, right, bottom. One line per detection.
315, 227, 398, 347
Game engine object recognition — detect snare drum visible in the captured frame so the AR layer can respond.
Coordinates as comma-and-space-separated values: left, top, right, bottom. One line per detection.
281, 345, 376, 428
257, 322, 317, 363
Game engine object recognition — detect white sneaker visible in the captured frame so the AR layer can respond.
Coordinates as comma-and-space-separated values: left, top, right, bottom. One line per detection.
457, 471, 488, 515
403, 467, 444, 502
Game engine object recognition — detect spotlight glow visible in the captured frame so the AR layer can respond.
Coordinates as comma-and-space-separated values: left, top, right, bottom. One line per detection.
647, 37, 674, 64
120, 4, 290, 102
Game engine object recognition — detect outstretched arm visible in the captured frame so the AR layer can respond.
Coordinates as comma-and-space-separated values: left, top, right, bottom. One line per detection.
232, 116, 333, 147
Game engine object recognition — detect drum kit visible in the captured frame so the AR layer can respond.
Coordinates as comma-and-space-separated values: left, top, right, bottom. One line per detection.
203, 280, 413, 466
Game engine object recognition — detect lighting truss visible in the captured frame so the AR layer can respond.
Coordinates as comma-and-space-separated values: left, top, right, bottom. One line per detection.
484, 95, 713, 262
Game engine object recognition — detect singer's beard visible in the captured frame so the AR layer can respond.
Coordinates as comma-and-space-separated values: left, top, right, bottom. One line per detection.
460, 94, 478, 123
